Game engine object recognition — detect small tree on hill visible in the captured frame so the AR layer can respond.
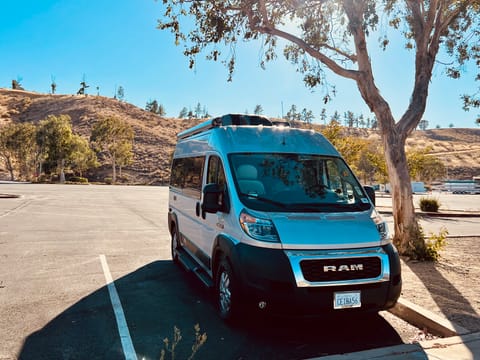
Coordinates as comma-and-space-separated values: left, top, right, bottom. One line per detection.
69, 135, 98, 177
146, 99, 167, 116
158, 104, 167, 116
179, 107, 189, 118
51, 76, 57, 94
301, 108, 314, 124
253, 104, 264, 115
36, 115, 76, 183
77, 75, 90, 95
146, 99, 160, 114
418, 119, 429, 131
116, 86, 125, 102
194, 102, 202, 118
285, 104, 299, 121
90, 116, 134, 184
12, 78, 24, 90
0, 123, 36, 181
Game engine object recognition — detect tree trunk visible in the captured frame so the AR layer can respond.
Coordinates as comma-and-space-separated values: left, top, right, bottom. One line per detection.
59, 159, 65, 184
38, 160, 43, 180
112, 156, 117, 184
6, 156, 15, 181
344, 3, 428, 258
383, 131, 426, 258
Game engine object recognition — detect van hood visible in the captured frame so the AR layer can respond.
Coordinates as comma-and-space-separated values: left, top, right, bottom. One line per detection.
270, 211, 381, 249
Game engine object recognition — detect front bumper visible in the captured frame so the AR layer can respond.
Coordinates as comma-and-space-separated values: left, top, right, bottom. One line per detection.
231, 242, 401, 317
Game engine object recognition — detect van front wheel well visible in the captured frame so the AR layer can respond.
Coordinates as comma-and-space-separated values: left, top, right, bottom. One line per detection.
215, 256, 243, 321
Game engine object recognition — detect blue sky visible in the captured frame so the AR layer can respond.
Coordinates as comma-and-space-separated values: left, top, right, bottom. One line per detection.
0, 0, 478, 128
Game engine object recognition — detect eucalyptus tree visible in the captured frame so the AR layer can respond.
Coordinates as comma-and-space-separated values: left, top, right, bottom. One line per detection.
0, 124, 21, 180
407, 147, 446, 184
90, 116, 134, 184
0, 122, 36, 181
69, 135, 98, 177
158, 0, 480, 258
36, 115, 76, 183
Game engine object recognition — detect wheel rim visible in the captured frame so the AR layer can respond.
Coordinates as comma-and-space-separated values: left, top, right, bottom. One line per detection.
219, 270, 231, 315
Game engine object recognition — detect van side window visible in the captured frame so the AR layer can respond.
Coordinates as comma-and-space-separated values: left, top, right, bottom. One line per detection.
207, 155, 229, 212
171, 156, 205, 198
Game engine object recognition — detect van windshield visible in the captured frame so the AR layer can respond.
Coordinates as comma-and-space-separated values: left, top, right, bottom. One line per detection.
229, 153, 371, 213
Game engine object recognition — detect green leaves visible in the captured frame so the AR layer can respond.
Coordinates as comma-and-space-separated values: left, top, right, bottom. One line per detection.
0, 122, 36, 180
90, 116, 134, 183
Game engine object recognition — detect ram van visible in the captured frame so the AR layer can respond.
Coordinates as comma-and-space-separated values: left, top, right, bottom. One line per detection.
168, 114, 401, 321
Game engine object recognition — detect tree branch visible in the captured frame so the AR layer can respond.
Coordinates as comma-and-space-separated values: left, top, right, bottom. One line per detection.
239, 0, 358, 80
398, 0, 466, 137
263, 24, 358, 80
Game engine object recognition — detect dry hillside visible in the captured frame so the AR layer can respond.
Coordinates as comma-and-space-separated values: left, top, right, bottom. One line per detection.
0, 88, 199, 184
0, 88, 479, 184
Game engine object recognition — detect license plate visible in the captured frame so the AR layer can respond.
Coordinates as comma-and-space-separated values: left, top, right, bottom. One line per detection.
334, 291, 361, 309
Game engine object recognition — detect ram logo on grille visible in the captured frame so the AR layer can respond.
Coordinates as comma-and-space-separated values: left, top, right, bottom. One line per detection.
323, 264, 364, 272
300, 257, 380, 282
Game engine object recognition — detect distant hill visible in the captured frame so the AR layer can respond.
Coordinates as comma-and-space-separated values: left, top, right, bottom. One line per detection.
0, 88, 479, 184
0, 88, 200, 184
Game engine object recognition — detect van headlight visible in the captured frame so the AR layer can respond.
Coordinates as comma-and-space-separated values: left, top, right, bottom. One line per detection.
371, 209, 391, 244
239, 210, 279, 242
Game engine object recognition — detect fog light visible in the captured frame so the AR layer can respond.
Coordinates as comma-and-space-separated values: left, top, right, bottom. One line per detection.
258, 301, 267, 309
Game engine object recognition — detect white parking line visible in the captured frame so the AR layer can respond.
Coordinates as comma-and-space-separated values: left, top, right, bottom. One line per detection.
99, 254, 138, 360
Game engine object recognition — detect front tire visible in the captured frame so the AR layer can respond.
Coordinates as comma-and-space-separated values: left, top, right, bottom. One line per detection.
216, 258, 241, 321
171, 226, 180, 264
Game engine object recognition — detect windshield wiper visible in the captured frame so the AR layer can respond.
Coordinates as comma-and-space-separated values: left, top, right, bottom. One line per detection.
239, 192, 288, 209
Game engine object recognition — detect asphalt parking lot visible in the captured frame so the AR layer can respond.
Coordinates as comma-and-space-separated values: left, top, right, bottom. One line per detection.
0, 184, 475, 360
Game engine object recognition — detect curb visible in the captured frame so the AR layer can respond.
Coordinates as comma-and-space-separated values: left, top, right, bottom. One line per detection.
416, 211, 480, 218
388, 297, 469, 338
311, 343, 424, 359
0, 193, 20, 198
313, 332, 480, 359
310, 298, 474, 359
377, 208, 480, 218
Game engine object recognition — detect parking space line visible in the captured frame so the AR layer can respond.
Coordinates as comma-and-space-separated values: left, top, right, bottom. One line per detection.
99, 254, 138, 360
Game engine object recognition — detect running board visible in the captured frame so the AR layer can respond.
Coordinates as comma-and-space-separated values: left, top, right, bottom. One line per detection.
177, 248, 214, 288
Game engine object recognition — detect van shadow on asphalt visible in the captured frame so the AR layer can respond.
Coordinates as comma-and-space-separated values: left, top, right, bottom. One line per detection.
19, 261, 406, 360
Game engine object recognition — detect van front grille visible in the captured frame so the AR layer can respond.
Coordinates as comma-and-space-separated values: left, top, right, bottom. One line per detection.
300, 257, 381, 282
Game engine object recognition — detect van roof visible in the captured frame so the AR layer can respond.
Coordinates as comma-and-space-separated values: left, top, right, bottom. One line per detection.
174, 114, 339, 158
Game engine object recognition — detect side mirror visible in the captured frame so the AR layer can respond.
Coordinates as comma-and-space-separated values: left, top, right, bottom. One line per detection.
202, 183, 223, 214
363, 185, 376, 206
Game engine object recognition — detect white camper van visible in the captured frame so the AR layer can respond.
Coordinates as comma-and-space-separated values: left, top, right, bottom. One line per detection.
168, 114, 401, 321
